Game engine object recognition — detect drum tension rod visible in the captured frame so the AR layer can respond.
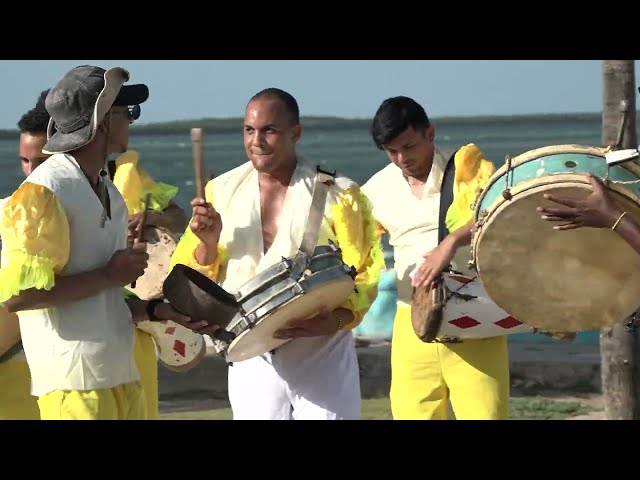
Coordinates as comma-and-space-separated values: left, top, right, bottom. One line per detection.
614, 100, 629, 151
502, 154, 513, 200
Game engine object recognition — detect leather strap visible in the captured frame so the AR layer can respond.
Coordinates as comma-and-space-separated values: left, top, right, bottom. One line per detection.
299, 166, 336, 257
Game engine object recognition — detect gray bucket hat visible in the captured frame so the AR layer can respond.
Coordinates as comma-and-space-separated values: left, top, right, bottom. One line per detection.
43, 65, 149, 154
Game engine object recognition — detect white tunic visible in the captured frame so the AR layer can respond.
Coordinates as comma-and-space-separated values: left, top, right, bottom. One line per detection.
0, 154, 138, 396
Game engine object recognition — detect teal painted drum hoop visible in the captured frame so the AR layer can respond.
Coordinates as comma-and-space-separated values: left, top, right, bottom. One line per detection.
469, 144, 640, 333
475, 144, 640, 215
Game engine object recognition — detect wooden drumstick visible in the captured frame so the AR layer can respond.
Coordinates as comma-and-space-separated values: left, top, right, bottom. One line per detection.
191, 128, 205, 199
131, 193, 152, 289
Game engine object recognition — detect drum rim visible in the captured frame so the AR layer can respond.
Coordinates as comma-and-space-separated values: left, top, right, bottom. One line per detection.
475, 171, 640, 234
234, 244, 344, 301
473, 144, 640, 219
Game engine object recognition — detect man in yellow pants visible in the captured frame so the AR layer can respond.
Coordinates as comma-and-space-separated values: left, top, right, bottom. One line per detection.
362, 96, 509, 420
111, 149, 188, 420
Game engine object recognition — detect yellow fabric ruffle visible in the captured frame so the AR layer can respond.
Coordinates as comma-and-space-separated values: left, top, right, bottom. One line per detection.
169, 180, 227, 281
0, 182, 70, 304
445, 143, 496, 233
330, 185, 386, 330
112, 150, 179, 215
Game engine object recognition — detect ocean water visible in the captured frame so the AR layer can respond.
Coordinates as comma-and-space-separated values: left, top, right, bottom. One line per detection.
0, 117, 608, 344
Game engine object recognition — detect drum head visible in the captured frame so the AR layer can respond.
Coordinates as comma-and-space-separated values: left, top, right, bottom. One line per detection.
136, 320, 207, 373
128, 226, 177, 301
474, 174, 640, 331
225, 276, 354, 363
411, 278, 444, 342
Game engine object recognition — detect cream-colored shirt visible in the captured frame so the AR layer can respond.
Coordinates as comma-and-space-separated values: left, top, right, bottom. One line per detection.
362, 148, 474, 307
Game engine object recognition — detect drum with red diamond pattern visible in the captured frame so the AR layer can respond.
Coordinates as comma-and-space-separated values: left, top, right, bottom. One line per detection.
411, 272, 533, 342
136, 319, 207, 372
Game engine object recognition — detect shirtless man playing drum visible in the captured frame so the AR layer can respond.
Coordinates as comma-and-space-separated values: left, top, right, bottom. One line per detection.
169, 87, 385, 420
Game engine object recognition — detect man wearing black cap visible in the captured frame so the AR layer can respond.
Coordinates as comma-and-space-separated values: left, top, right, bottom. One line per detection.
0, 65, 196, 420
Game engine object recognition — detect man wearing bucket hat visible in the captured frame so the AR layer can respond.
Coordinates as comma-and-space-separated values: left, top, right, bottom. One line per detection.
0, 65, 195, 420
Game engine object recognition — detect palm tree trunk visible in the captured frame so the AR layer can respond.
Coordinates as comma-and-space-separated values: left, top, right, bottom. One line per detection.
600, 60, 639, 420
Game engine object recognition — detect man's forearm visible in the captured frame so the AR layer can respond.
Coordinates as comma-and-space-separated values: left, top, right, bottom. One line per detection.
3, 268, 115, 313
448, 220, 474, 248
126, 297, 150, 324
195, 239, 220, 266
615, 214, 640, 256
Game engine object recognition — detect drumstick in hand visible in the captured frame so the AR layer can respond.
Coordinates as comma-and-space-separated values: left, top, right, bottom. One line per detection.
191, 128, 205, 199
131, 193, 152, 289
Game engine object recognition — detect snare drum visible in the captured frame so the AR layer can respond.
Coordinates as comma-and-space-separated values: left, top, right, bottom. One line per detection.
470, 144, 640, 332
216, 242, 356, 362
411, 272, 533, 342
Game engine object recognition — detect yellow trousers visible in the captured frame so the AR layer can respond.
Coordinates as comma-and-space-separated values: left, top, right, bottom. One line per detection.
133, 328, 159, 420
390, 306, 510, 420
0, 360, 40, 420
38, 381, 146, 420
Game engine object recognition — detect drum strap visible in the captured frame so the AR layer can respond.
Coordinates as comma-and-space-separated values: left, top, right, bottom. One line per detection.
298, 166, 337, 259
107, 159, 117, 181
438, 150, 457, 245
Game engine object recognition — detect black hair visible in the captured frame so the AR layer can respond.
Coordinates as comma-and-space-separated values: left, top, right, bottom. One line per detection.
370, 96, 430, 150
17, 89, 51, 134
249, 87, 300, 125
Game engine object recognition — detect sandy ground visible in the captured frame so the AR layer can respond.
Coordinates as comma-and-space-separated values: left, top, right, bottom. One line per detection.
158, 392, 607, 419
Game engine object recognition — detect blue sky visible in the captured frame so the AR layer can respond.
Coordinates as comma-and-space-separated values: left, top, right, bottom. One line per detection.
0, 60, 638, 129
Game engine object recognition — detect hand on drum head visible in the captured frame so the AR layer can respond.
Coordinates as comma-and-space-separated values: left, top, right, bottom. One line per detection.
155, 302, 216, 332
273, 308, 342, 339
536, 174, 621, 230
411, 237, 457, 289
190, 197, 222, 246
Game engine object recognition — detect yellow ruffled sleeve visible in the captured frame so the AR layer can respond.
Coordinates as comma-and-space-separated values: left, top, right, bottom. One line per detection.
331, 185, 386, 330
169, 179, 228, 282
0, 182, 70, 303
445, 143, 496, 233
113, 150, 179, 215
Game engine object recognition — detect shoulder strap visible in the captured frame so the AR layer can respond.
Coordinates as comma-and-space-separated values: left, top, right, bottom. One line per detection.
299, 166, 336, 257
107, 160, 117, 181
438, 150, 458, 244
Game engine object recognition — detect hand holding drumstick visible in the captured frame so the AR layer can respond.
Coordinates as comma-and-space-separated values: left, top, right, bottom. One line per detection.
191, 128, 223, 265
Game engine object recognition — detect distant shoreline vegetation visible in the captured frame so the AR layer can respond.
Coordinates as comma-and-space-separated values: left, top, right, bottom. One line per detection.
0, 112, 616, 139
